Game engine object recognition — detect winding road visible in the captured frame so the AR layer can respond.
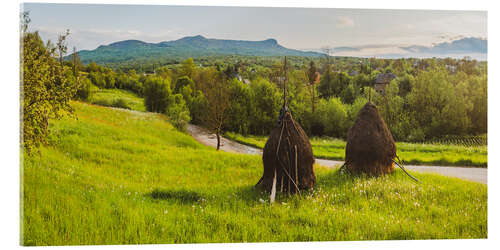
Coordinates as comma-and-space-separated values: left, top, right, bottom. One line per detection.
187, 124, 487, 184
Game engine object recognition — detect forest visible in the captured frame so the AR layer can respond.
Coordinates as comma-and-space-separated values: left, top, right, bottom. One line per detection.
65, 51, 487, 143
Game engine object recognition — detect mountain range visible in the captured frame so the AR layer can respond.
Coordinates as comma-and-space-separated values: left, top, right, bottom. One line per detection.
75, 35, 324, 64
328, 37, 487, 60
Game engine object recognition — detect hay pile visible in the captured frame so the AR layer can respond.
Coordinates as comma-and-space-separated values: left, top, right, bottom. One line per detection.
256, 110, 316, 195
344, 102, 396, 175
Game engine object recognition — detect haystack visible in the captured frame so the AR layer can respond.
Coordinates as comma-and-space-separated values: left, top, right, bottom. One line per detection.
344, 102, 396, 175
256, 109, 316, 194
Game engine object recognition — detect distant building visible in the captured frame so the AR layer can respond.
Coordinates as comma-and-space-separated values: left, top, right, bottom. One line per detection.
374, 73, 396, 94
445, 65, 457, 73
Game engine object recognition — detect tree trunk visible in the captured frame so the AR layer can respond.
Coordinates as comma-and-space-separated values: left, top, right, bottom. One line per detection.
312, 86, 315, 113
216, 132, 221, 151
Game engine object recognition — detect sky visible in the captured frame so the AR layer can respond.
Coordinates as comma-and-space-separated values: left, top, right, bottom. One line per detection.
22, 3, 487, 58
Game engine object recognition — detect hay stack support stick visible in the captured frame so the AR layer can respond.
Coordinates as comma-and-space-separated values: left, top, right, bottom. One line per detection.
393, 155, 419, 182
269, 57, 301, 203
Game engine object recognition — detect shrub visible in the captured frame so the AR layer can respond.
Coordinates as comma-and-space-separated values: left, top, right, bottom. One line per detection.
143, 76, 173, 113
91, 98, 131, 110
112, 98, 131, 110
166, 94, 191, 131
316, 97, 348, 138
74, 77, 92, 101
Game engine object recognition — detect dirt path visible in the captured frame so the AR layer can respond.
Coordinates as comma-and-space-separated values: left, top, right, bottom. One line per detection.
187, 124, 487, 184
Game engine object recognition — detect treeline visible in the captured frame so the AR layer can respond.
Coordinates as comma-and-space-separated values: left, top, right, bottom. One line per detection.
78, 54, 486, 142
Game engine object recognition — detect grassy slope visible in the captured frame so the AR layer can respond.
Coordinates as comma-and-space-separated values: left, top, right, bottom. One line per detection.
90, 88, 146, 112
22, 102, 487, 245
225, 132, 487, 167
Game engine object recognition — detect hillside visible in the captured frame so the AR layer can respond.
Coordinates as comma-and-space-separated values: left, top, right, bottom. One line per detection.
75, 35, 324, 64
22, 101, 486, 245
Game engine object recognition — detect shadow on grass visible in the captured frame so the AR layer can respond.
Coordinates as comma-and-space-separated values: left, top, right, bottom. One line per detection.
148, 189, 203, 204
231, 169, 359, 204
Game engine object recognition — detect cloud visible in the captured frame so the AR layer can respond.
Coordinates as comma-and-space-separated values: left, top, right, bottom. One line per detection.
402, 37, 487, 54
336, 16, 355, 28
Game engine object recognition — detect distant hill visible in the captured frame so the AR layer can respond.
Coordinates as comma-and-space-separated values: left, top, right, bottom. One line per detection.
75, 35, 324, 64
401, 37, 487, 54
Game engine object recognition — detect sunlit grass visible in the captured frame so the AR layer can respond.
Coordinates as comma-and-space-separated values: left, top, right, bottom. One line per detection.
21, 102, 487, 245
89, 88, 146, 112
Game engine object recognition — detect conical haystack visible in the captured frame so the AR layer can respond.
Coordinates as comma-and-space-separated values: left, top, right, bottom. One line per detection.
256, 110, 316, 194
345, 102, 396, 175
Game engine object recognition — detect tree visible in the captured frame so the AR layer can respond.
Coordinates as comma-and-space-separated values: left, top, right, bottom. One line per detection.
143, 76, 173, 113
178, 58, 197, 79
199, 67, 231, 150
307, 61, 318, 112
21, 13, 76, 152
166, 94, 191, 131
56, 29, 70, 66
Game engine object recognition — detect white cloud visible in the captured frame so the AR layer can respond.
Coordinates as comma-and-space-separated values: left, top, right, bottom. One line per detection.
336, 16, 354, 28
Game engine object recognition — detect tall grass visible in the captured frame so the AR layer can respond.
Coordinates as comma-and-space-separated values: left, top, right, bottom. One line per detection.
225, 132, 487, 167
89, 88, 146, 111
22, 102, 486, 245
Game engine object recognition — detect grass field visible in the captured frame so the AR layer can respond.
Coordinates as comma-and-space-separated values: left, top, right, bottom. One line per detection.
225, 132, 488, 167
89, 88, 146, 112
22, 101, 487, 245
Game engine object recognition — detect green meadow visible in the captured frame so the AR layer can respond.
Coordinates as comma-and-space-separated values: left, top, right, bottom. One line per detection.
22, 101, 487, 245
225, 133, 487, 167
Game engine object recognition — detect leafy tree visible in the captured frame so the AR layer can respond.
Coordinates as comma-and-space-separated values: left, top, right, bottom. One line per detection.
407, 68, 471, 138
318, 70, 350, 99
178, 58, 197, 79
199, 67, 231, 150
21, 16, 76, 152
225, 79, 253, 134
467, 75, 487, 134
143, 76, 173, 113
248, 77, 281, 135
316, 97, 348, 138
340, 83, 358, 104
174, 76, 194, 93
307, 61, 318, 112
166, 94, 191, 131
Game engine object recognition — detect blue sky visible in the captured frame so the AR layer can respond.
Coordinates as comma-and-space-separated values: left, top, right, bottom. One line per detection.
22, 3, 487, 58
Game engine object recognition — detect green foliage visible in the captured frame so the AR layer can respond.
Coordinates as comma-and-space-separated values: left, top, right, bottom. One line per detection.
316, 97, 348, 138
74, 77, 92, 101
248, 77, 282, 135
225, 79, 253, 134
166, 94, 191, 131
22, 30, 76, 153
174, 76, 194, 93
90, 88, 146, 112
318, 70, 351, 99
407, 68, 471, 138
143, 76, 173, 113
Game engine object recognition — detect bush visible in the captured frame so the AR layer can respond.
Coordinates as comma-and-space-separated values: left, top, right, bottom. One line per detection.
91, 98, 131, 110
75, 77, 92, 101
143, 76, 173, 113
316, 97, 348, 138
111, 98, 131, 110
166, 94, 191, 131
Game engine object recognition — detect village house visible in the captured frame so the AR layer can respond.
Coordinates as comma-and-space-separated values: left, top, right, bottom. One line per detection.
374, 73, 396, 94
349, 70, 359, 77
